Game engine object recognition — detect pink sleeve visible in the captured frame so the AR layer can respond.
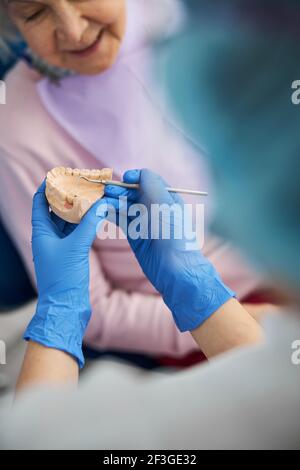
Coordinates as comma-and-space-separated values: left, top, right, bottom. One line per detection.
85, 250, 198, 357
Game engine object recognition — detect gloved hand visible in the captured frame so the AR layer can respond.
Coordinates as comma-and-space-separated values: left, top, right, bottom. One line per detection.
105, 169, 235, 332
24, 181, 116, 368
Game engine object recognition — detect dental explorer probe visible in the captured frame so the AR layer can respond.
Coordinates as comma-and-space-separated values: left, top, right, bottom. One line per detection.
79, 176, 208, 197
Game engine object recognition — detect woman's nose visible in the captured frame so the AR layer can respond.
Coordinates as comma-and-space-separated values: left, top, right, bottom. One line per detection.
55, 5, 89, 44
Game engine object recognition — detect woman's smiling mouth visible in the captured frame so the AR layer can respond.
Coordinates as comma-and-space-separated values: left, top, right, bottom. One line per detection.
67, 30, 105, 58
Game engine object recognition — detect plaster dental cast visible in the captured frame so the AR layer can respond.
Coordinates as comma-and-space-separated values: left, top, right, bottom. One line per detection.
0, 0, 274, 363
45, 167, 113, 223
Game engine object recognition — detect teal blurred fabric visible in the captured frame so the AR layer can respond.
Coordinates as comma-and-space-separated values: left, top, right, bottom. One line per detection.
162, 2, 300, 289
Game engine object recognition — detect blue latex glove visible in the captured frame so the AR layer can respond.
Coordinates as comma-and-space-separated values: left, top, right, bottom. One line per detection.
105, 169, 235, 332
24, 181, 116, 368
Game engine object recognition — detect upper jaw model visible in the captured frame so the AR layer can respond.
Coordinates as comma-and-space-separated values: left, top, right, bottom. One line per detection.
46, 167, 113, 224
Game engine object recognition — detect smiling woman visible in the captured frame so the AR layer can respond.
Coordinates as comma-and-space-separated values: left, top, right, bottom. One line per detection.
1, 0, 127, 75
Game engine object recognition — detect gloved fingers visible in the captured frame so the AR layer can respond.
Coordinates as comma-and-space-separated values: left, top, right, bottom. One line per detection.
140, 169, 175, 206
105, 184, 138, 203
99, 196, 127, 225
105, 169, 141, 202
104, 196, 129, 221
123, 169, 141, 184
106, 170, 176, 207
136, 169, 184, 207
71, 197, 117, 247
168, 190, 185, 206
32, 180, 57, 235
32, 181, 49, 221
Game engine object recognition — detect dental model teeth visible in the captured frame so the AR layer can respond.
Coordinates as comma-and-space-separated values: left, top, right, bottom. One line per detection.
46, 167, 113, 224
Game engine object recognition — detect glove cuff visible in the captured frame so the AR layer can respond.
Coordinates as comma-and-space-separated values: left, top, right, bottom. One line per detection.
163, 261, 236, 332
24, 289, 91, 369
171, 281, 235, 332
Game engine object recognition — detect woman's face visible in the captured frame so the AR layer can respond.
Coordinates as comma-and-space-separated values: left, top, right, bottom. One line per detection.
6, 0, 126, 74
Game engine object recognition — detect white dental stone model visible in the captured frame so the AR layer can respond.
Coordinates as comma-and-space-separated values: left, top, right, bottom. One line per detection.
46, 167, 113, 224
